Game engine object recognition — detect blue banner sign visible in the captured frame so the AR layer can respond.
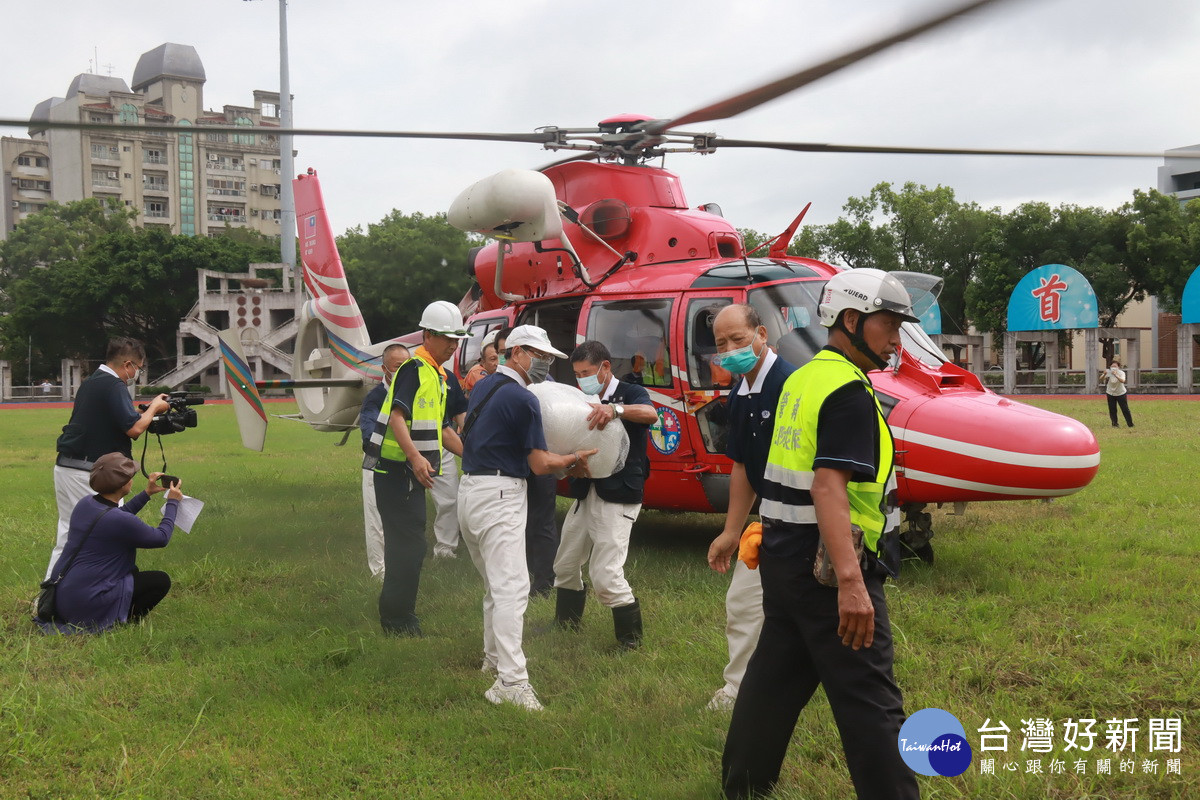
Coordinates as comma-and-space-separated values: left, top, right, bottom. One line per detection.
1006, 264, 1098, 331
920, 299, 942, 334
1181, 265, 1200, 324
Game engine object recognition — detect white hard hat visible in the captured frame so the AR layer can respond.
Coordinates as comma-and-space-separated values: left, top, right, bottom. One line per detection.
505, 325, 567, 359
481, 329, 498, 349
818, 268, 919, 328
418, 300, 469, 338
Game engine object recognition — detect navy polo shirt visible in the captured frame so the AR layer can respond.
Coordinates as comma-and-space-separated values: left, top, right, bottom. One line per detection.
56, 368, 140, 462
359, 382, 387, 452
460, 368, 547, 478
725, 353, 797, 495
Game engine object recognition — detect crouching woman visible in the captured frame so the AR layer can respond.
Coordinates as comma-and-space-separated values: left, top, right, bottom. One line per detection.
42, 452, 182, 633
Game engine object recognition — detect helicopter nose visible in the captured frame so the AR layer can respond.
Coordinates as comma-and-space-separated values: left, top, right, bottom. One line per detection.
888, 392, 1101, 504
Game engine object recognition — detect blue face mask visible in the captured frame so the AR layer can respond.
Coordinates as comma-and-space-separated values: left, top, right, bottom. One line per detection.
577, 372, 603, 396
497, 353, 507, 366
717, 339, 762, 375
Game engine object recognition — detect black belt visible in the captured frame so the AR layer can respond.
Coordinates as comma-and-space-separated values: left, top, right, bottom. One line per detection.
465, 469, 525, 479
56, 454, 94, 471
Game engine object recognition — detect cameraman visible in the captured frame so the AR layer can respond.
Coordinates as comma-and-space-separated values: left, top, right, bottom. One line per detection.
47, 337, 170, 580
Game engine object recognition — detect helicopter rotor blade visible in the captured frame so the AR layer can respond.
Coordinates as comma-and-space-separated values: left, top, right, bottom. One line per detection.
644, 0, 1010, 136
712, 138, 1200, 160
0, 117, 559, 144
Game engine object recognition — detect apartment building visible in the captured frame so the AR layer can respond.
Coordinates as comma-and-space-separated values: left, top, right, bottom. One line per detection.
2, 43, 286, 240
1157, 143, 1200, 208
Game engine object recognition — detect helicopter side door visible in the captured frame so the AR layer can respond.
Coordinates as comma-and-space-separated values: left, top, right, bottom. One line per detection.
579, 294, 711, 511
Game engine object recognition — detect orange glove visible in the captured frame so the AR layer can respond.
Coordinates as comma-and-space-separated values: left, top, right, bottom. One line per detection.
737, 522, 763, 570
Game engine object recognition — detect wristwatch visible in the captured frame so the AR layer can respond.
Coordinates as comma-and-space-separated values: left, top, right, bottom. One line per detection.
613, 404, 625, 420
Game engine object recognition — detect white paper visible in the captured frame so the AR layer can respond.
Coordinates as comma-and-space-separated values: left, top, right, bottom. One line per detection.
164, 495, 204, 534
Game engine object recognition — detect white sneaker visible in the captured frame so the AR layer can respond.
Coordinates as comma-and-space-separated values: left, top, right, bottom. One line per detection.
433, 545, 457, 559
480, 656, 498, 674
706, 685, 738, 712
485, 678, 544, 711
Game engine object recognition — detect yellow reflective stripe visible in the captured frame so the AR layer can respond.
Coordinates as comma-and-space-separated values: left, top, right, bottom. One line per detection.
759, 498, 818, 525
763, 462, 814, 491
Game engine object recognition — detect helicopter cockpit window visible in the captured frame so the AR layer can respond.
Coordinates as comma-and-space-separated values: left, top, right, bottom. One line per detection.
900, 321, 949, 369
747, 282, 827, 367
462, 318, 505, 374
587, 299, 674, 389
686, 297, 734, 389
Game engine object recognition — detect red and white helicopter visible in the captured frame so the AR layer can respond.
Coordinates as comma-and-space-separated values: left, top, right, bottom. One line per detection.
217, 0, 1116, 559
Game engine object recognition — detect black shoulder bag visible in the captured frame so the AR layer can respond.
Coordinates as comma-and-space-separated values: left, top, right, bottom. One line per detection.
461, 375, 516, 440
34, 506, 115, 624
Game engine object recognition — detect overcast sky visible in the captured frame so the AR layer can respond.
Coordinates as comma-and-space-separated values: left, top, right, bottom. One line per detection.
3, 0, 1198, 238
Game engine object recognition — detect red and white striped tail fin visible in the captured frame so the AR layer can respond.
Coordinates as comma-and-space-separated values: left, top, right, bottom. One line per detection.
293, 169, 371, 348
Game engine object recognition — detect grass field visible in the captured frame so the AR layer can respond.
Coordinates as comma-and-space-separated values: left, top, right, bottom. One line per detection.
1, 396, 1197, 799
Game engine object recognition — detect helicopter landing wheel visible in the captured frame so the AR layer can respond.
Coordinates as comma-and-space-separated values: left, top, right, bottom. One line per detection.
898, 503, 935, 565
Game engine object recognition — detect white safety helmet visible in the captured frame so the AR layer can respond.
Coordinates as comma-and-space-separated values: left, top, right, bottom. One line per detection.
418, 300, 469, 338
818, 268, 920, 328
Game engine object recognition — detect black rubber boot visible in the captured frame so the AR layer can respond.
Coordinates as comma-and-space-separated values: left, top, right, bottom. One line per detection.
555, 588, 587, 631
612, 599, 643, 650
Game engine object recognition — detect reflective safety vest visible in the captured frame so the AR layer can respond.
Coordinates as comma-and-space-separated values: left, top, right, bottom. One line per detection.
364, 357, 446, 473
758, 349, 899, 555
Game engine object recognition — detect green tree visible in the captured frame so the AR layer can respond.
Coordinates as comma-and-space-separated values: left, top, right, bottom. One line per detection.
966, 202, 1057, 335
1124, 189, 1200, 312
0, 226, 276, 371
0, 198, 136, 285
337, 210, 475, 338
0, 199, 138, 380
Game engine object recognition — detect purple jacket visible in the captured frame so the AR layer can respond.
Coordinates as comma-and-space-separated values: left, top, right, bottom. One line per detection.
46, 492, 178, 633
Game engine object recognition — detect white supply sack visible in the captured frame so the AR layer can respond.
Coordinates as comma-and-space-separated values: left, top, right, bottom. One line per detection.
527, 382, 629, 479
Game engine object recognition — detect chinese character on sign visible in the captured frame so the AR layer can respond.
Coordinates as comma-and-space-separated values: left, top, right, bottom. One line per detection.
1105, 718, 1139, 753
1096, 759, 1111, 775
1031, 273, 1069, 323
1021, 718, 1055, 753
1063, 718, 1097, 752
979, 718, 1012, 752
1073, 759, 1087, 774
1149, 718, 1182, 753
1120, 759, 1136, 774
1025, 759, 1043, 774
1167, 759, 1181, 775
1142, 760, 1159, 774
1049, 759, 1066, 774
979, 758, 995, 775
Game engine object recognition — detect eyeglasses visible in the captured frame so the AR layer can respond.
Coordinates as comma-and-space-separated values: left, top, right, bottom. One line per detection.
126, 361, 144, 378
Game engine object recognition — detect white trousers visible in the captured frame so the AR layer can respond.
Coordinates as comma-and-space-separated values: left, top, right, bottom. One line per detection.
361, 468, 385, 578
459, 474, 530, 685
553, 487, 639, 608
720, 559, 766, 694
48, 465, 96, 580
430, 449, 461, 550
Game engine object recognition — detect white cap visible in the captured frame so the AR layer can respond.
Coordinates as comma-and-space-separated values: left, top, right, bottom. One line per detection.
504, 325, 567, 359
481, 329, 499, 349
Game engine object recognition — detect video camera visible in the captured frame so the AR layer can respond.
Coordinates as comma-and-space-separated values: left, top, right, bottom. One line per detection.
139, 391, 205, 435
